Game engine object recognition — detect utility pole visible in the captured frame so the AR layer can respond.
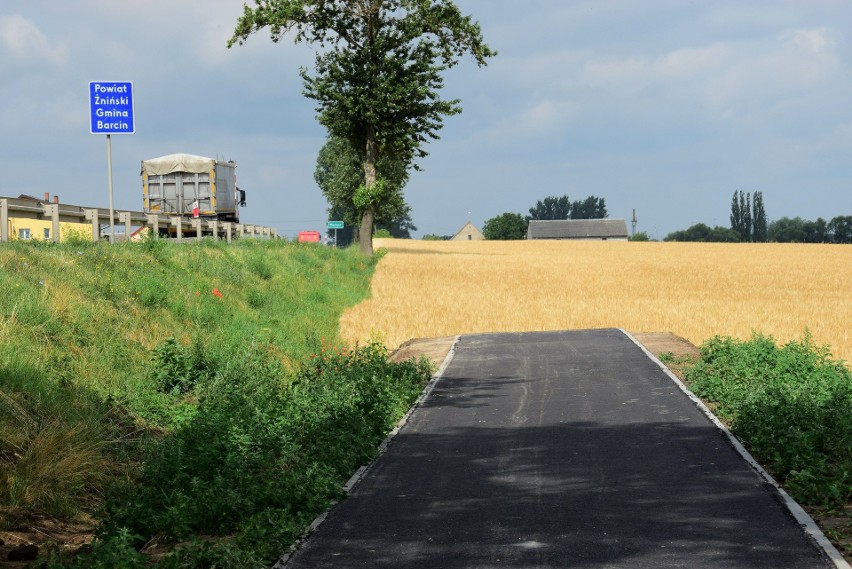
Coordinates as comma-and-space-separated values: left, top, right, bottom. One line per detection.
631, 209, 637, 237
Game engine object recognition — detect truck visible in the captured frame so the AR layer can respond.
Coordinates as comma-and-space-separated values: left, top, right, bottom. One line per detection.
141, 153, 246, 223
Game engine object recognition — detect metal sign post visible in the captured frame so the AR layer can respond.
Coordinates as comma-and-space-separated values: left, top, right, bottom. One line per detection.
106, 134, 114, 243
89, 81, 135, 243
328, 220, 344, 246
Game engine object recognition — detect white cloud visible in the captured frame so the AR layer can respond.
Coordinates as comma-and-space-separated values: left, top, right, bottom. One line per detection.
653, 44, 731, 77
580, 57, 650, 88
0, 14, 67, 65
493, 23, 844, 133
789, 27, 831, 54
520, 99, 580, 133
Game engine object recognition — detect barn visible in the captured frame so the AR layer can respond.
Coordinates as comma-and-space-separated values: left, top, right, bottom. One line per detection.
527, 219, 629, 241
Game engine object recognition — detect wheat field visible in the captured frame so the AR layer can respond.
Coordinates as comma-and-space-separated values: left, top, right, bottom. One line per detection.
340, 239, 852, 364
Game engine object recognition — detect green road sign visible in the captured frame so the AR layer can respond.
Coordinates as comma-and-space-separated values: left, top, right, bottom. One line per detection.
327, 221, 344, 229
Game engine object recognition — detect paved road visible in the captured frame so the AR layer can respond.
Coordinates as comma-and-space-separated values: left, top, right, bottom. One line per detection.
283, 329, 833, 568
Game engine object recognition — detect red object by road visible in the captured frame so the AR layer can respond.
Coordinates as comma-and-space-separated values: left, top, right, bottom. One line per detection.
298, 231, 321, 243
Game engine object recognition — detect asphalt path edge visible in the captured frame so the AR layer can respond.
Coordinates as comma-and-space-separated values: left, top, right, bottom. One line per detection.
620, 329, 851, 569
271, 335, 462, 569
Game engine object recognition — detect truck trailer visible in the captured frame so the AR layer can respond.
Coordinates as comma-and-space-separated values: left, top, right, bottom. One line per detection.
141, 153, 246, 223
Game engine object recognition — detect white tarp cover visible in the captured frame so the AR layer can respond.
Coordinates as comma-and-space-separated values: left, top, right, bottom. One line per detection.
141, 153, 216, 176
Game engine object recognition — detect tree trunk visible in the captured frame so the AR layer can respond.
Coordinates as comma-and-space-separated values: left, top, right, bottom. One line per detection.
359, 206, 375, 255
359, 125, 379, 256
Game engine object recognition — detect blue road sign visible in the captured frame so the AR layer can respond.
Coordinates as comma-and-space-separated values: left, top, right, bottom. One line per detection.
89, 81, 135, 134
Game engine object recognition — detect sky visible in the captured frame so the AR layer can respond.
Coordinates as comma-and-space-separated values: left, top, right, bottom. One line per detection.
2, 1, 851, 240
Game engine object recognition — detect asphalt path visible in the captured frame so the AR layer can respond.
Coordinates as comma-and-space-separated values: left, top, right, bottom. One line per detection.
282, 329, 833, 568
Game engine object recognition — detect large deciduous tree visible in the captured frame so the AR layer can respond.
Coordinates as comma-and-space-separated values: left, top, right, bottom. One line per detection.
664, 223, 740, 243
229, 0, 495, 255
767, 217, 808, 243
527, 195, 572, 221
570, 195, 607, 219
526, 194, 608, 221
315, 134, 410, 243
828, 215, 852, 244
482, 212, 527, 240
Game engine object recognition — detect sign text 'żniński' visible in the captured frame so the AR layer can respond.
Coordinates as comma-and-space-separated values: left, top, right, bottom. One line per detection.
89, 81, 135, 135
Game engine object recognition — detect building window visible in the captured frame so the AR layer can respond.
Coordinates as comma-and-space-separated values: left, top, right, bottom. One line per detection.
44, 228, 51, 239
18, 228, 30, 240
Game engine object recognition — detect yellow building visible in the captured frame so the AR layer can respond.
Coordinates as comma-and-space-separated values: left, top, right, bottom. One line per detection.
1, 194, 94, 242
2, 193, 275, 244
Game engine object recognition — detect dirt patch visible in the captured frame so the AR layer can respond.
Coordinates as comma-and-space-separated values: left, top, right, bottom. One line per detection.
389, 332, 700, 375
390, 336, 456, 369
0, 515, 95, 567
629, 331, 701, 382
629, 331, 700, 361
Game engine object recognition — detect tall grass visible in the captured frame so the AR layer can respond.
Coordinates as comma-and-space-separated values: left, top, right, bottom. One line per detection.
0, 238, 378, 531
0, 359, 117, 524
342, 239, 852, 364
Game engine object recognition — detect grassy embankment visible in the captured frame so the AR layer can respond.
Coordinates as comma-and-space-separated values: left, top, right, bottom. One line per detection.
0, 237, 432, 567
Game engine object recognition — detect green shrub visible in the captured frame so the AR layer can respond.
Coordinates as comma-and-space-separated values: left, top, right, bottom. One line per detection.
629, 231, 651, 241
150, 338, 214, 395
39, 528, 146, 569
685, 333, 852, 506
99, 342, 432, 563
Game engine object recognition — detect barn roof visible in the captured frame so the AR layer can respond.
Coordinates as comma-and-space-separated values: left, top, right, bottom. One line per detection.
527, 219, 629, 240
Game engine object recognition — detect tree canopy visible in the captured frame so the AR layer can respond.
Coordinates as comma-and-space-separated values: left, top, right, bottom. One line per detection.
828, 215, 852, 243
570, 196, 608, 219
482, 212, 527, 240
664, 223, 740, 243
527, 194, 608, 221
766, 216, 852, 243
752, 192, 767, 242
730, 190, 766, 242
314, 134, 411, 244
527, 195, 571, 221
229, 0, 495, 255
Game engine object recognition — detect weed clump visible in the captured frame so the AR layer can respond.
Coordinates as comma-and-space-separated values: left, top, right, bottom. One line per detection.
685, 333, 852, 507
97, 342, 431, 565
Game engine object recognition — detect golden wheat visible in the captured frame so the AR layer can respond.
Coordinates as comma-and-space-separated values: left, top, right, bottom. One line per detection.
340, 239, 852, 364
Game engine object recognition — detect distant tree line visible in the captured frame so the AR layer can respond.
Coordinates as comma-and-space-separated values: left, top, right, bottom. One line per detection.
480, 194, 609, 240
767, 216, 852, 243
665, 191, 851, 244
526, 194, 608, 221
